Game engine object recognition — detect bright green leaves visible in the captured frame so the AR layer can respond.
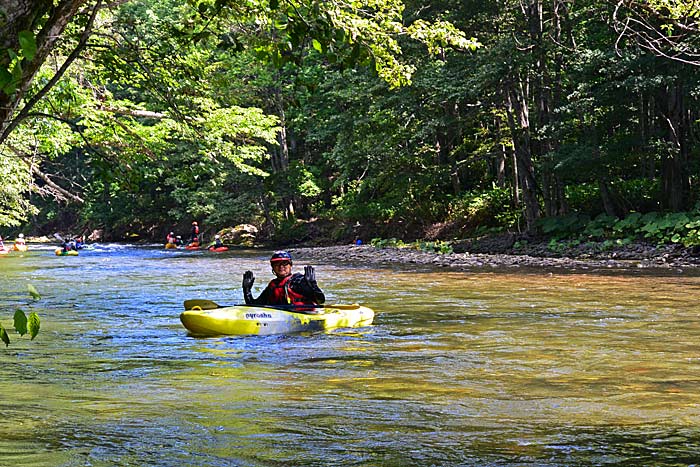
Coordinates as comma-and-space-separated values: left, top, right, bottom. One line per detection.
18, 31, 37, 61
13, 310, 28, 336
191, 0, 477, 88
536, 210, 700, 248
0, 30, 38, 96
13, 309, 41, 340
28, 313, 40, 340
1, 49, 23, 96
407, 19, 480, 55
199, 105, 280, 176
0, 326, 8, 347
27, 284, 41, 301
645, 0, 700, 20
0, 152, 35, 226
0, 310, 40, 346
0, 285, 41, 347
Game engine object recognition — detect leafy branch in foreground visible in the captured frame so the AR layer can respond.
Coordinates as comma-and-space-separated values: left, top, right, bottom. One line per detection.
1, 284, 41, 347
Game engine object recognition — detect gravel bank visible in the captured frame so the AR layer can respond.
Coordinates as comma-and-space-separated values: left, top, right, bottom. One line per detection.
288, 243, 700, 274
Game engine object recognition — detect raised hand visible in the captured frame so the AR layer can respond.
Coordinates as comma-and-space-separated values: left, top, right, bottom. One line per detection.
242, 270, 255, 291
304, 265, 316, 285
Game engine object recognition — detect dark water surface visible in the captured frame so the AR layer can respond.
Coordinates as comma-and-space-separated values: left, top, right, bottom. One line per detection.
1, 245, 699, 466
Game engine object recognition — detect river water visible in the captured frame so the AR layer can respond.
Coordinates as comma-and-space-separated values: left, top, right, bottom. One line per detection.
1, 245, 699, 466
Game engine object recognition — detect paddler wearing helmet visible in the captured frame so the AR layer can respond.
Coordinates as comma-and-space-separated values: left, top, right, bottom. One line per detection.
242, 251, 325, 307
208, 234, 224, 249
190, 221, 200, 243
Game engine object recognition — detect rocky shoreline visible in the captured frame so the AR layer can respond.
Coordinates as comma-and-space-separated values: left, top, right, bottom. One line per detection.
288, 241, 700, 275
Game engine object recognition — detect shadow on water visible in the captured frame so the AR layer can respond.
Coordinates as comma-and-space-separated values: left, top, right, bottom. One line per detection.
1, 245, 700, 465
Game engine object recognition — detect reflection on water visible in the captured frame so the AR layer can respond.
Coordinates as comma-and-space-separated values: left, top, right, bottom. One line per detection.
1, 246, 700, 465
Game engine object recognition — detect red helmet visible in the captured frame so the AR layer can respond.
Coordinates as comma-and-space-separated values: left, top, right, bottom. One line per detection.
270, 251, 292, 263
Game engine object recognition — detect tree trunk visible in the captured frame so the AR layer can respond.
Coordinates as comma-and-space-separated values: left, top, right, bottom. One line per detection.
271, 86, 289, 173
496, 144, 506, 187
0, 0, 88, 144
661, 80, 689, 211
510, 145, 519, 206
269, 84, 295, 218
598, 178, 618, 218
505, 79, 541, 233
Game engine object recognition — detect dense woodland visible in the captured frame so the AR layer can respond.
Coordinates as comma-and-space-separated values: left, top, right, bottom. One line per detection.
2, 0, 700, 247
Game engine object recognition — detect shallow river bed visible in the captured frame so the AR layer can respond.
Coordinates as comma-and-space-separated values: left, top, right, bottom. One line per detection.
1, 245, 699, 466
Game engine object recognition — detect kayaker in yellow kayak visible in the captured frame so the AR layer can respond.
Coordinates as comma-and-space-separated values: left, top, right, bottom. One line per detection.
60, 238, 77, 253
242, 251, 325, 306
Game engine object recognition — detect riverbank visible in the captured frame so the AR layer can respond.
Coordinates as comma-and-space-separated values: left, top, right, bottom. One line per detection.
288, 239, 700, 274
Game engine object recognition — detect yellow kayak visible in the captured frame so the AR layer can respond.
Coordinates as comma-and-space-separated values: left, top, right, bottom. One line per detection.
13, 244, 28, 251
165, 243, 178, 249
180, 300, 374, 336
55, 248, 78, 256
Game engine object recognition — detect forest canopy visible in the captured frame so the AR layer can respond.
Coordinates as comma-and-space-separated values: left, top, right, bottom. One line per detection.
1, 0, 700, 246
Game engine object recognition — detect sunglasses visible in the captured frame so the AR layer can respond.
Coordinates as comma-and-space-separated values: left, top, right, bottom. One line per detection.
272, 261, 291, 267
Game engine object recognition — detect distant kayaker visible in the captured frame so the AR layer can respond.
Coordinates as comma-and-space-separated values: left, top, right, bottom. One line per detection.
166, 231, 177, 244
209, 234, 224, 250
61, 238, 76, 253
242, 251, 325, 306
190, 221, 200, 243
15, 233, 26, 246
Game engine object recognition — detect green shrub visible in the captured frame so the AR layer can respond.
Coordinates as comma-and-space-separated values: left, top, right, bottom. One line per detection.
537, 209, 700, 247
448, 187, 520, 231
370, 237, 453, 254
565, 179, 661, 215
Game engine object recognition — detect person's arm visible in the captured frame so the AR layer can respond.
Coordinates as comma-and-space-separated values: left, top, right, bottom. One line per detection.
242, 271, 269, 305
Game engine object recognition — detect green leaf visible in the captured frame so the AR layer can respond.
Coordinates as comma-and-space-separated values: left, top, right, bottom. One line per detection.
270, 0, 279, 9
0, 67, 11, 86
27, 283, 41, 300
0, 325, 9, 347
11, 59, 22, 81
13, 310, 28, 336
18, 31, 37, 61
28, 312, 40, 340
2, 81, 17, 96
312, 39, 323, 53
